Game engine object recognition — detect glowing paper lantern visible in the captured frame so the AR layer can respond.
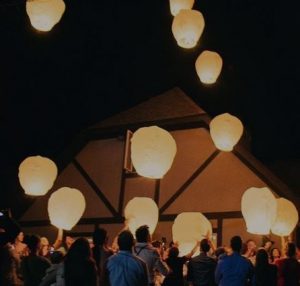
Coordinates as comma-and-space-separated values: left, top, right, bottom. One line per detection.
48, 187, 86, 230
124, 197, 159, 236
131, 126, 177, 179
18, 156, 57, 196
271, 198, 298, 236
241, 187, 277, 235
172, 9, 205, 49
172, 212, 212, 256
210, 113, 243, 152
169, 0, 194, 16
195, 50, 223, 84
26, 0, 65, 32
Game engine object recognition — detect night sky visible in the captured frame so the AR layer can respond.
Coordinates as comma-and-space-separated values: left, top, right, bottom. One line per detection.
0, 0, 299, 217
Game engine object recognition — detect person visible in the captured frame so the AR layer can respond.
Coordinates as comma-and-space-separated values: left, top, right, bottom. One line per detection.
270, 247, 281, 263
134, 225, 169, 285
252, 248, 277, 286
275, 242, 300, 286
0, 213, 23, 286
40, 250, 64, 286
103, 230, 148, 286
261, 236, 274, 256
56, 237, 98, 286
21, 234, 51, 286
215, 236, 253, 286
187, 239, 217, 286
91, 226, 113, 279
242, 239, 256, 265
39, 228, 63, 258
13, 231, 27, 259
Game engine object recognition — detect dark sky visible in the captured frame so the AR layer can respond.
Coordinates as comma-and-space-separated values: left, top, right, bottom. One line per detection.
0, 0, 299, 217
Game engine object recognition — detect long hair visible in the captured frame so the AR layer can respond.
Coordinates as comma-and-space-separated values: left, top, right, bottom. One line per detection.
254, 248, 269, 285
64, 237, 97, 286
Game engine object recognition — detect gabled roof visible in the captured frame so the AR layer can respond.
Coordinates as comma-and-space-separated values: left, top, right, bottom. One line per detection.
90, 87, 206, 129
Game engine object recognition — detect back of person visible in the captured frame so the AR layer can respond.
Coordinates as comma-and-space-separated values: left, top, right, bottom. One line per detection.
188, 253, 216, 286
21, 255, 51, 286
215, 236, 253, 286
216, 253, 252, 286
187, 240, 217, 286
276, 257, 300, 286
162, 256, 187, 286
103, 230, 148, 286
276, 242, 300, 286
106, 251, 148, 286
253, 248, 277, 286
56, 237, 98, 286
135, 225, 168, 285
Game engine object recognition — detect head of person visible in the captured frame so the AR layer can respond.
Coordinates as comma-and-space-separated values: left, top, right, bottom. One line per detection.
24, 234, 41, 254
255, 248, 269, 268
66, 237, 92, 261
200, 239, 210, 253
118, 230, 134, 251
40, 236, 50, 255
230, 236, 242, 253
215, 247, 226, 259
50, 250, 64, 264
246, 239, 256, 251
270, 247, 281, 261
92, 226, 107, 246
135, 225, 150, 243
152, 240, 162, 249
168, 246, 179, 258
16, 232, 24, 243
286, 242, 296, 258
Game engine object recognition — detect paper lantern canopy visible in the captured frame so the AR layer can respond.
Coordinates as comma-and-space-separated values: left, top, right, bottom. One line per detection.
48, 187, 86, 230
124, 197, 159, 236
131, 126, 177, 179
271, 198, 298, 236
26, 0, 66, 32
210, 113, 244, 152
172, 9, 205, 49
195, 50, 223, 84
18, 155, 57, 196
169, 0, 194, 16
241, 187, 277, 235
172, 212, 212, 256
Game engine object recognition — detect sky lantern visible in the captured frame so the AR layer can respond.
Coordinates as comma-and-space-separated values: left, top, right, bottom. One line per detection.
195, 50, 223, 84
172, 212, 212, 256
26, 0, 66, 32
18, 155, 57, 196
131, 126, 177, 179
169, 0, 194, 16
48, 187, 86, 230
124, 197, 159, 236
271, 198, 298, 236
172, 9, 205, 49
210, 113, 243, 152
241, 187, 277, 235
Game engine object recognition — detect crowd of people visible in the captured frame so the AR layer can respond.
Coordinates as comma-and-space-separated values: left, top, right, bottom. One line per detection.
1, 215, 300, 286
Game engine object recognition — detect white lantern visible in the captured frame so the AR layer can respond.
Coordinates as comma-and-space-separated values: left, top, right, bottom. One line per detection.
195, 50, 223, 84
271, 198, 298, 236
172, 9, 205, 49
210, 113, 243, 152
124, 197, 159, 236
48, 187, 86, 230
169, 0, 194, 16
18, 156, 57, 196
26, 0, 66, 32
241, 187, 277, 235
131, 126, 177, 179
172, 212, 212, 256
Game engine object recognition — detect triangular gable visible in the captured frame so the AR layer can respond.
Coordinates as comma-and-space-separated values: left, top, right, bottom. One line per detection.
90, 87, 205, 129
